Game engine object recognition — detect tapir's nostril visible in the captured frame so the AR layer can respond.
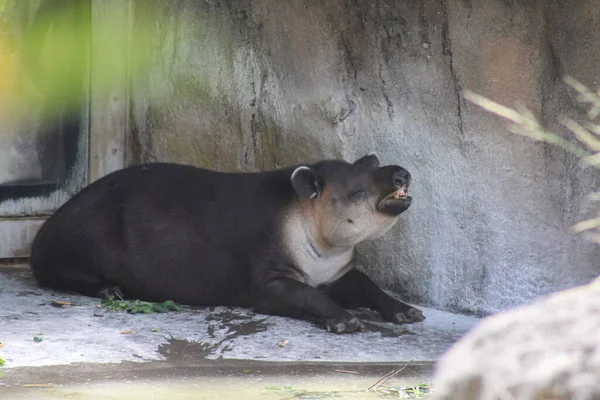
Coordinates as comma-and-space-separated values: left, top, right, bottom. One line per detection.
392, 169, 411, 187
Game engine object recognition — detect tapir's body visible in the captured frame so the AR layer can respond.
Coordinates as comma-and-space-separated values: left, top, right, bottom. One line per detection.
30, 155, 424, 333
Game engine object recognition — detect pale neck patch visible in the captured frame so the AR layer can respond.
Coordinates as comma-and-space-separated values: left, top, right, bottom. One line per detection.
282, 202, 355, 288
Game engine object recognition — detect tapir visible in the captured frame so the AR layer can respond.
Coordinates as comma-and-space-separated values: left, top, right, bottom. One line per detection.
30, 154, 424, 333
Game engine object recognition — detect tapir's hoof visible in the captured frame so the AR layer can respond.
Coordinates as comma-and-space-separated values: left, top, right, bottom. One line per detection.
325, 317, 365, 334
391, 307, 425, 324
98, 286, 124, 301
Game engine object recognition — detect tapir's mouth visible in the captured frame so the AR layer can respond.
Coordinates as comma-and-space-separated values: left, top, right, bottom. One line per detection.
384, 184, 409, 201
393, 185, 408, 199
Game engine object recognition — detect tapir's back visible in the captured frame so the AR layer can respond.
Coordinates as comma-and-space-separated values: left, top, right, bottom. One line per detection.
30, 163, 296, 304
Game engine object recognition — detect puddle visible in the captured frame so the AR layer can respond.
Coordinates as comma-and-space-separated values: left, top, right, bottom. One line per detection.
205, 308, 272, 338
159, 339, 218, 360
16, 291, 42, 297
0, 366, 434, 400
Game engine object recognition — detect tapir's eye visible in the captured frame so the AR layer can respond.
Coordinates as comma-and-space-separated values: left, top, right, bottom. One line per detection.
348, 189, 366, 201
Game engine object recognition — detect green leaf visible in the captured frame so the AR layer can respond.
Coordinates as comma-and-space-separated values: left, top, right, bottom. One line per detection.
151, 328, 161, 332
102, 298, 183, 314
162, 300, 183, 311
265, 386, 281, 390
33, 336, 43, 343
130, 305, 151, 314
0, 357, 5, 366
152, 304, 169, 313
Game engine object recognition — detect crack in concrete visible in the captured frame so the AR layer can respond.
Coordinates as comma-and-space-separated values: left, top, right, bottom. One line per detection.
166, 2, 183, 80
250, 113, 259, 159
441, 0, 464, 137
378, 47, 394, 120
375, 4, 394, 120
340, 34, 359, 82
243, 60, 258, 167
462, 0, 473, 22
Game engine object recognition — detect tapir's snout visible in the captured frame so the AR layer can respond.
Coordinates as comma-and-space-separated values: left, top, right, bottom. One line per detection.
375, 165, 413, 216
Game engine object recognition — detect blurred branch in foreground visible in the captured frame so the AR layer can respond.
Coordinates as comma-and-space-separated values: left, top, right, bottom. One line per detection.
464, 77, 600, 244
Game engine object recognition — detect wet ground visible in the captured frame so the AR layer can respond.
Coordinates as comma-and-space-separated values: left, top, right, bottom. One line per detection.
2, 359, 436, 399
0, 264, 479, 398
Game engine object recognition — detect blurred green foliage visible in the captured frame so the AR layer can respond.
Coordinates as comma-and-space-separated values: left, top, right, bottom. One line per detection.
0, 0, 156, 125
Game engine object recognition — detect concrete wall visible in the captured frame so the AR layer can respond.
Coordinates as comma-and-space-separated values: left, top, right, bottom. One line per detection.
128, 0, 600, 316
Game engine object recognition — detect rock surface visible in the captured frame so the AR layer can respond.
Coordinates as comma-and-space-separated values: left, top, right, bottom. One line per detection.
0, 267, 478, 369
126, 0, 600, 316
433, 277, 600, 400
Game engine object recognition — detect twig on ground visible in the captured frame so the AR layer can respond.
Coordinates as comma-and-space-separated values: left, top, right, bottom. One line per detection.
367, 359, 414, 391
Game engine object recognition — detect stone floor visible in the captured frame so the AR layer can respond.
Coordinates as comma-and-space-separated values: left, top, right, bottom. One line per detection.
0, 264, 479, 387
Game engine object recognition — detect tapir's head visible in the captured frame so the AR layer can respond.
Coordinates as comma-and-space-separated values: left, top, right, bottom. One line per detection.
291, 154, 412, 249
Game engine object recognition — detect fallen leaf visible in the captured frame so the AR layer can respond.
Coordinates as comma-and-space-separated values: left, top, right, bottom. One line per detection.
0, 343, 4, 349
33, 336, 43, 343
120, 330, 135, 335
278, 339, 289, 347
51, 300, 71, 307
151, 328, 160, 332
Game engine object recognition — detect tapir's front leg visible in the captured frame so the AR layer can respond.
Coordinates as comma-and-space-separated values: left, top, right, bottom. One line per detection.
327, 269, 425, 324
253, 277, 365, 333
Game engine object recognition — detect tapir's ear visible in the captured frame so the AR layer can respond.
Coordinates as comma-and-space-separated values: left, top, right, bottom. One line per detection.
354, 153, 380, 170
291, 166, 321, 199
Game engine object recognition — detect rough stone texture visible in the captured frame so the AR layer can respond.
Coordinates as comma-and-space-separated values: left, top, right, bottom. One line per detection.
0, 267, 478, 368
127, 0, 600, 316
433, 277, 600, 400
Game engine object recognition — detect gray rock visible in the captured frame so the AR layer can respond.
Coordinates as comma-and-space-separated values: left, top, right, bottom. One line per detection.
433, 277, 600, 400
